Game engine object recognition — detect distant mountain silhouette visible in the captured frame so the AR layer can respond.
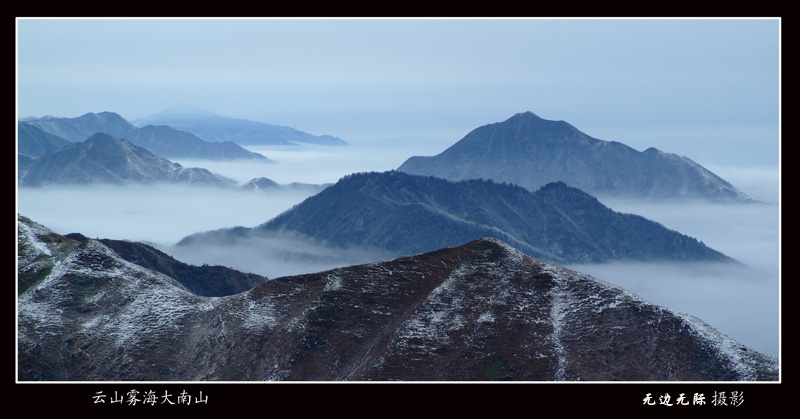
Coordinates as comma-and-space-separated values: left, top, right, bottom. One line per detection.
22, 111, 133, 143
398, 112, 753, 202
17, 122, 72, 157
133, 105, 348, 146
20, 133, 237, 187
17, 122, 74, 176
21, 111, 272, 162
180, 171, 732, 265
18, 215, 777, 381
240, 177, 331, 194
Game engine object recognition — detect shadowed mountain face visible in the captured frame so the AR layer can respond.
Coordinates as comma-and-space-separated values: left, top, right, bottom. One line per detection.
21, 111, 272, 161
133, 105, 348, 146
64, 233, 268, 297
17, 122, 73, 157
21, 111, 134, 143
398, 112, 753, 202
19, 133, 236, 187
17, 122, 74, 176
182, 171, 732, 265
17, 215, 778, 381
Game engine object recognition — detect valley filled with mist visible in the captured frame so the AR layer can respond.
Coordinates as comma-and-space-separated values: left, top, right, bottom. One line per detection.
17, 135, 780, 359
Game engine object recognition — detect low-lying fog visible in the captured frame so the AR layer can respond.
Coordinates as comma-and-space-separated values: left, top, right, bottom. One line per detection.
17, 139, 780, 359
568, 196, 779, 359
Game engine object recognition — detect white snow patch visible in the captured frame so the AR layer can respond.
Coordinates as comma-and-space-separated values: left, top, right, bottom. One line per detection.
324, 274, 343, 291
241, 298, 279, 330
17, 220, 53, 264
545, 265, 576, 381
18, 292, 66, 336
81, 314, 110, 331
677, 311, 760, 381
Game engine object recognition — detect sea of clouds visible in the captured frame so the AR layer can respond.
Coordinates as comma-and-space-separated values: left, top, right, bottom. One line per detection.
17, 139, 780, 359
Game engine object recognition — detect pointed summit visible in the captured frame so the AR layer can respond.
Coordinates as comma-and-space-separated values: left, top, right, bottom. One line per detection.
398, 112, 753, 202
510, 110, 541, 119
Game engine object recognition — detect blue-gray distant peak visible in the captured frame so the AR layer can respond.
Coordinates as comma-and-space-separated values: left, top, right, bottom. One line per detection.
511, 111, 541, 119
135, 105, 229, 125
17, 121, 72, 158
398, 112, 754, 203
507, 111, 563, 123
134, 106, 348, 146
19, 133, 237, 187
18, 111, 271, 162
505, 110, 565, 123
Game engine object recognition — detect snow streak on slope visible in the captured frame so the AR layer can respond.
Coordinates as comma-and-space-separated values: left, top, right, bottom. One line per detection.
18, 216, 778, 381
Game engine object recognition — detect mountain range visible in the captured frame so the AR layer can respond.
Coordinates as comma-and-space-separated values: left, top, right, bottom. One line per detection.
398, 112, 754, 202
240, 177, 331, 194
19, 111, 272, 162
17, 121, 72, 158
17, 215, 777, 381
19, 132, 237, 187
133, 105, 348, 146
179, 170, 732, 266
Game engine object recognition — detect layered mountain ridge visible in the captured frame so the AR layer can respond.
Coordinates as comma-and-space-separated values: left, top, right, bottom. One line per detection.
17, 122, 73, 158
20, 111, 271, 162
181, 170, 732, 266
19, 133, 237, 187
133, 105, 348, 146
398, 111, 754, 202
17, 215, 778, 381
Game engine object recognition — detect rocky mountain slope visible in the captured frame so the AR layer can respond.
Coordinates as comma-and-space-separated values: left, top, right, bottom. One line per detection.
64, 233, 268, 297
17, 215, 778, 381
21, 111, 272, 161
19, 133, 237, 187
182, 171, 732, 266
133, 105, 347, 146
398, 112, 753, 202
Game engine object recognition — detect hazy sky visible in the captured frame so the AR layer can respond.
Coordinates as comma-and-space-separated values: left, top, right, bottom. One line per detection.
16, 18, 782, 360
16, 17, 780, 166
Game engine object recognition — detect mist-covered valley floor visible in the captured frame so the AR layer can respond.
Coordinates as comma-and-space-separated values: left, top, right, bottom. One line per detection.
16, 140, 780, 359
566, 196, 779, 359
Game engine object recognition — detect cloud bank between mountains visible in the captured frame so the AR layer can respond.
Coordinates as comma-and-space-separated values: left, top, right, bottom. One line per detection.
16, 143, 780, 359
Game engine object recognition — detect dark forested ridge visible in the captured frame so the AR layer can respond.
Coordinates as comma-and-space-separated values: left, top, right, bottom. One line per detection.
181, 170, 732, 265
